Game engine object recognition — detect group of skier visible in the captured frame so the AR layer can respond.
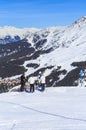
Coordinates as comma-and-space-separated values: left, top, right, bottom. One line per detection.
20, 72, 46, 92
79, 69, 86, 86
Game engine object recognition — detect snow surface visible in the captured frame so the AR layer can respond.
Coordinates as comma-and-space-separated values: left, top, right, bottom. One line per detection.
0, 87, 86, 130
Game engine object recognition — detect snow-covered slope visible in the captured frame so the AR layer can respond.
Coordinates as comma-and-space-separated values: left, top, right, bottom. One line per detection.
0, 87, 86, 130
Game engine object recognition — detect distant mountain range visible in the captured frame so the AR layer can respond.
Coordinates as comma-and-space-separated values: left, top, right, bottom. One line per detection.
0, 16, 86, 88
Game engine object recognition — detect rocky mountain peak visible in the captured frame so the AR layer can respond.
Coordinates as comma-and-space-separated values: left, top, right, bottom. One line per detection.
74, 16, 86, 26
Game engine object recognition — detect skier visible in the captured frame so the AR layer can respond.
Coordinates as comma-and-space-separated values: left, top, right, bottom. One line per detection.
40, 74, 46, 91
20, 73, 26, 92
28, 76, 35, 93
79, 69, 84, 86
37, 71, 46, 91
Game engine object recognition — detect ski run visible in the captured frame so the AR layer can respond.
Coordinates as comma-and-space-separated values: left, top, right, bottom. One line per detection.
0, 86, 86, 130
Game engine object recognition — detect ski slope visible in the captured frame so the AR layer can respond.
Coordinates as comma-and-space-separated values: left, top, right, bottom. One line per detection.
0, 87, 86, 130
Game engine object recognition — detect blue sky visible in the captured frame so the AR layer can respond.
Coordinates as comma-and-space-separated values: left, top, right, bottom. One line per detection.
0, 0, 86, 28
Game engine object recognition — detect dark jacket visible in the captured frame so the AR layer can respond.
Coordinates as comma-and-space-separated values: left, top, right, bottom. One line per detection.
21, 75, 26, 83
20, 75, 26, 91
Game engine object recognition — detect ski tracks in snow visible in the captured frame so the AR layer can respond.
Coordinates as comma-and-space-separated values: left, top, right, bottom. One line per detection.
0, 100, 86, 123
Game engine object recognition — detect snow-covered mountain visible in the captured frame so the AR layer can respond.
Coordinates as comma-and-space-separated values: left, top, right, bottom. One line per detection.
0, 16, 86, 92
0, 26, 40, 44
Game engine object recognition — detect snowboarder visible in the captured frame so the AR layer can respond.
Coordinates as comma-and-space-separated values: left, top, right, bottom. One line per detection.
20, 73, 26, 92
